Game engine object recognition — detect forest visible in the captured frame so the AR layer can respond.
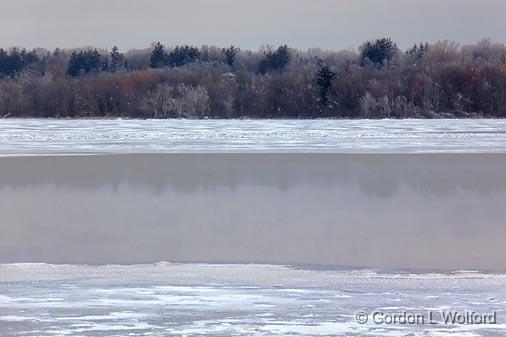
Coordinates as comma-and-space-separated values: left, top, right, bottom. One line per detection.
1, 38, 506, 119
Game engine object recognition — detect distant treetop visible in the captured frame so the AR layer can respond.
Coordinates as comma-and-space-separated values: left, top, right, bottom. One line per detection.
149, 43, 200, 69
1, 39, 506, 119
259, 45, 291, 74
359, 38, 399, 66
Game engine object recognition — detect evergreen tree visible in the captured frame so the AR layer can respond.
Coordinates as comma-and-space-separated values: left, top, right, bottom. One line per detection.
67, 49, 107, 77
0, 48, 40, 77
0, 49, 9, 77
316, 63, 337, 107
259, 45, 290, 73
150, 44, 200, 69
406, 42, 430, 59
110, 46, 126, 72
167, 46, 200, 67
150, 42, 167, 68
8, 48, 23, 75
223, 45, 239, 67
360, 38, 398, 66
201, 48, 210, 62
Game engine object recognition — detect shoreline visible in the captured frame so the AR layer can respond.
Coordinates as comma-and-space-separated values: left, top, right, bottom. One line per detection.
2, 116, 502, 120
0, 261, 504, 276
2, 151, 506, 157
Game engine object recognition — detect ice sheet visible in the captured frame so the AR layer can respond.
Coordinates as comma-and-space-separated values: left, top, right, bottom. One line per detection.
0, 263, 505, 336
2, 119, 506, 155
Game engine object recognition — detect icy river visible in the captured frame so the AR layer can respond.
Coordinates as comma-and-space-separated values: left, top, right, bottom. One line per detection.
1, 119, 506, 336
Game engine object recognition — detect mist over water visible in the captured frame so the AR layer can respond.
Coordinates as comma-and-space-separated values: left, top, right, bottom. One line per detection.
1, 153, 505, 270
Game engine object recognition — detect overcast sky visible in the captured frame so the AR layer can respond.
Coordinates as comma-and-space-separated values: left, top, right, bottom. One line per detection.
1, 0, 504, 51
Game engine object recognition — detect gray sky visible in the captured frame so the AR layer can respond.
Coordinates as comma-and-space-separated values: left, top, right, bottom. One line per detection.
1, 0, 504, 51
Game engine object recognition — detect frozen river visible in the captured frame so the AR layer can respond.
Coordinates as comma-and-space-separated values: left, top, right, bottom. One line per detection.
2, 119, 506, 336
1, 119, 506, 155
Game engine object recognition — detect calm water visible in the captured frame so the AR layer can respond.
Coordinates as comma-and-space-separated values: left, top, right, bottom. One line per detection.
1, 119, 506, 155
2, 154, 506, 270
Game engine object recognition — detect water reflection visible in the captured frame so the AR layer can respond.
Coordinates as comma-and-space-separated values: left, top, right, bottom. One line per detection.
1, 154, 505, 270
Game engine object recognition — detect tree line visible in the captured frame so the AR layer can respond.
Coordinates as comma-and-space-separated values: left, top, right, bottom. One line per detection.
1, 38, 506, 119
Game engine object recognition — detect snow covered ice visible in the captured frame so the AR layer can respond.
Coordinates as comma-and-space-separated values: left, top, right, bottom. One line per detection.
0, 263, 505, 337
2, 119, 506, 155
